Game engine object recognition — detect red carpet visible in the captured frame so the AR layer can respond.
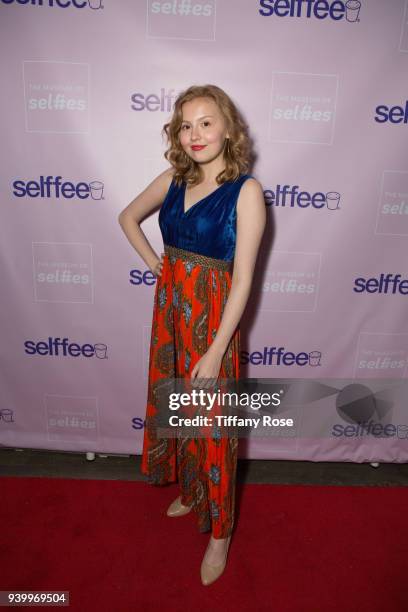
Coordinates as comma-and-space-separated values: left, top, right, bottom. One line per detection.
0, 476, 406, 612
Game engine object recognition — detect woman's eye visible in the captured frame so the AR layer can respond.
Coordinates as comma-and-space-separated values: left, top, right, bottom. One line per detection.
181, 122, 210, 130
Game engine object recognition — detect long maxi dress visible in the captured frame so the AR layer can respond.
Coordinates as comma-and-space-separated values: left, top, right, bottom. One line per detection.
141, 172, 253, 539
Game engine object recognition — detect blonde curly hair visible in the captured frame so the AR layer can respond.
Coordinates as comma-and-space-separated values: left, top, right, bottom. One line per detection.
162, 84, 253, 188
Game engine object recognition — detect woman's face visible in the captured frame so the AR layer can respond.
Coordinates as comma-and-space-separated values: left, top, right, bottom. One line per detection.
178, 97, 229, 166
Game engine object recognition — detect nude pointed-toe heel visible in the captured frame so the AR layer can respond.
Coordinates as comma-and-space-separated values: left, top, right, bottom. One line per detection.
166, 495, 193, 517
200, 535, 231, 586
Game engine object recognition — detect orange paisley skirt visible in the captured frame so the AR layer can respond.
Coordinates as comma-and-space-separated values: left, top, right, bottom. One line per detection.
141, 244, 240, 539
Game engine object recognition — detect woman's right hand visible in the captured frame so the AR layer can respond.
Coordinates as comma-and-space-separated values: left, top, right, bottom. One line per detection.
151, 253, 164, 277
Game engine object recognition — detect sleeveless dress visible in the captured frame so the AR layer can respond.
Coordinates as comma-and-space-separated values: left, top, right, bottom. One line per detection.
141, 172, 253, 539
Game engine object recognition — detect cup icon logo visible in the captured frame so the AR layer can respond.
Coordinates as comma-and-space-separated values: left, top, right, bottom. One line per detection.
345, 0, 361, 22
89, 180, 104, 200
397, 424, 408, 439
326, 191, 340, 210
88, 0, 103, 9
94, 343, 108, 359
0, 409, 14, 423
308, 351, 322, 366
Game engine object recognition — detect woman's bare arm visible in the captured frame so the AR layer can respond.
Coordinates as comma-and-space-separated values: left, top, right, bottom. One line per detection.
210, 177, 266, 356
118, 167, 174, 271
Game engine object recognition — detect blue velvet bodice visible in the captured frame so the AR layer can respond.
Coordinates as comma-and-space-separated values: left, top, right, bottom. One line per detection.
158, 173, 253, 261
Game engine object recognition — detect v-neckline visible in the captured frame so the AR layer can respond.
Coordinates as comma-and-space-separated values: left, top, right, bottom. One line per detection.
182, 180, 227, 215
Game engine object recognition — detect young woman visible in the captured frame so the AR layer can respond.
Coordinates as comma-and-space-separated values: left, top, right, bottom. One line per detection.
118, 84, 265, 585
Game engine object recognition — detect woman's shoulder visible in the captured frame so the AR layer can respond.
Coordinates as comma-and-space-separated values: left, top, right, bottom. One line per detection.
154, 167, 176, 196
162, 166, 176, 182
236, 175, 265, 213
240, 174, 263, 193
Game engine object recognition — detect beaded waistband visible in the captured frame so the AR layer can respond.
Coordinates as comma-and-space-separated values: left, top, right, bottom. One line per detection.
164, 244, 232, 271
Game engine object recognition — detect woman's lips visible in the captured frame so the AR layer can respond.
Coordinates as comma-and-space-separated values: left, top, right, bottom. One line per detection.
191, 145, 206, 150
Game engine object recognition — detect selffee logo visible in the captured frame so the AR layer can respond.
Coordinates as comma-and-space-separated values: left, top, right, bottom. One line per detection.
265, 184, 341, 210
130, 269, 157, 286
332, 421, 408, 438
332, 382, 407, 439
24, 337, 108, 358
241, 346, 322, 366
12, 176, 104, 200
375, 101, 408, 125
131, 88, 180, 113
353, 274, 408, 295
259, 0, 361, 22
1, 0, 103, 9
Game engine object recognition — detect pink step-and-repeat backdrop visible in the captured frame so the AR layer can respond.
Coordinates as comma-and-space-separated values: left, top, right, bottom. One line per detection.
1, 0, 408, 462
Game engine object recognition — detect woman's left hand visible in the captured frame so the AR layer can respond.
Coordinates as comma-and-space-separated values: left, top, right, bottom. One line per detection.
191, 346, 224, 389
